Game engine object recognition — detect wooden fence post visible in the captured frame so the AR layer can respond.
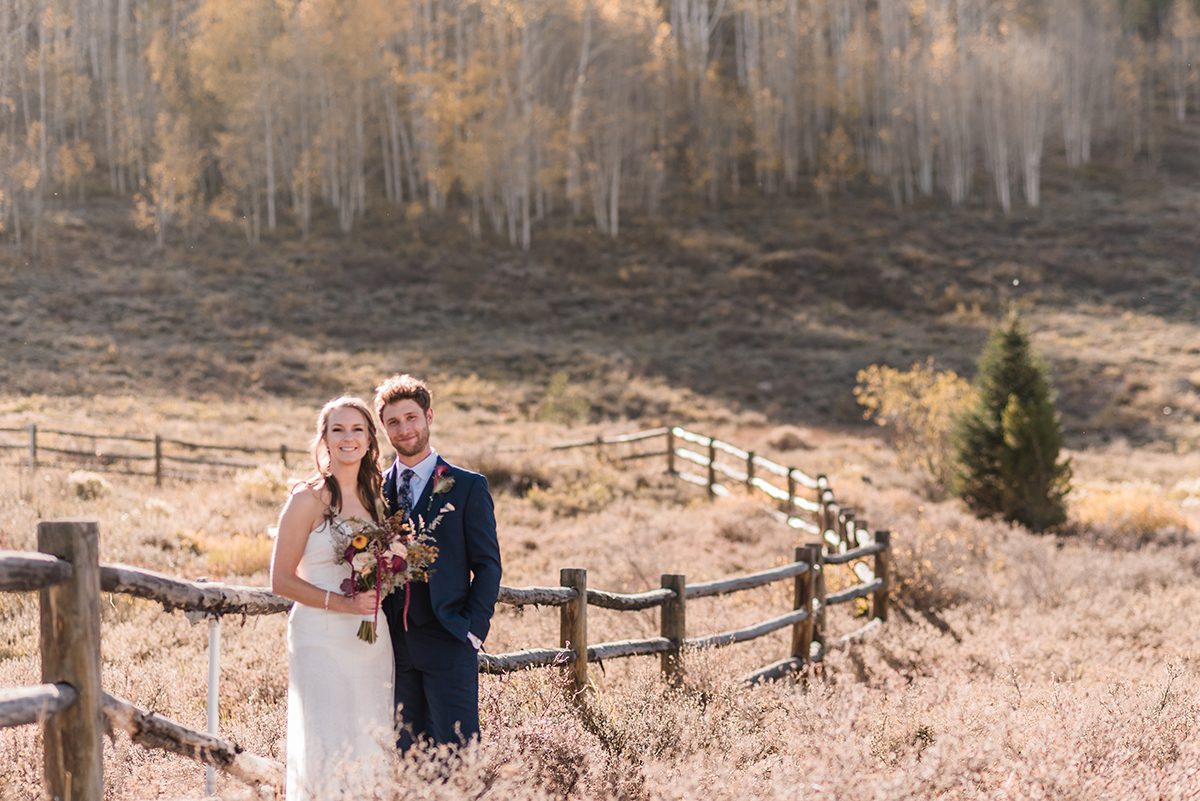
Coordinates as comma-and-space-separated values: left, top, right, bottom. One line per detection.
560, 568, 588, 695
707, 439, 717, 498
745, 451, 755, 489
665, 428, 675, 475
154, 435, 163, 487
791, 546, 817, 669
819, 491, 834, 546
38, 520, 103, 801
28, 423, 37, 471
808, 541, 827, 650
786, 470, 796, 520
279, 444, 288, 466
873, 531, 891, 622
660, 574, 687, 684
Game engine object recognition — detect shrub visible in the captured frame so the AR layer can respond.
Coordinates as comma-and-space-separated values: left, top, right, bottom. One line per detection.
954, 313, 1072, 532
68, 470, 112, 500
200, 531, 274, 577
1072, 483, 1192, 548
855, 358, 975, 496
235, 462, 294, 506
534, 372, 590, 424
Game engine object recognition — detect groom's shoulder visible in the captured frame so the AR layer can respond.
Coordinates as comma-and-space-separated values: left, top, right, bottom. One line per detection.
441, 460, 490, 490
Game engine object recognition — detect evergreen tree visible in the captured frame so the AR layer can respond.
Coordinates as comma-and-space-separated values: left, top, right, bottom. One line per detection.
954, 313, 1072, 532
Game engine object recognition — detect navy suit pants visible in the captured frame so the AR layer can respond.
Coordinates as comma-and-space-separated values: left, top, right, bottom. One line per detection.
392, 619, 480, 750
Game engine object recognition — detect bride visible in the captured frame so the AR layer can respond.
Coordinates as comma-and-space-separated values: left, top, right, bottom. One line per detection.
271, 396, 395, 800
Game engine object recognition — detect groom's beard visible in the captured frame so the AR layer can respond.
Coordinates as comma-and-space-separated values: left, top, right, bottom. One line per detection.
391, 428, 429, 458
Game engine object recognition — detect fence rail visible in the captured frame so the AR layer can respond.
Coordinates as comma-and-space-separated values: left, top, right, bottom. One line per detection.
0, 515, 889, 799
0, 423, 893, 799
0, 424, 305, 485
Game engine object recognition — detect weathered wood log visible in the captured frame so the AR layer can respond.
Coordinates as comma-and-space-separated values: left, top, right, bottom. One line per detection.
712, 439, 749, 460
751, 455, 789, 478
792, 546, 818, 667
824, 579, 884, 607
560, 569, 588, 693
830, 617, 883, 648
101, 692, 283, 789
99, 564, 290, 616
159, 437, 284, 454
742, 657, 804, 686
686, 560, 809, 600
39, 520, 103, 801
41, 427, 155, 443
823, 542, 886, 565
550, 427, 669, 450
873, 531, 891, 622
588, 637, 672, 662
586, 587, 674, 610
788, 468, 819, 490
0, 683, 77, 728
498, 585, 576, 607
660, 574, 686, 683
781, 514, 822, 536
671, 427, 711, 446
477, 648, 574, 674
0, 551, 73, 592
685, 607, 810, 651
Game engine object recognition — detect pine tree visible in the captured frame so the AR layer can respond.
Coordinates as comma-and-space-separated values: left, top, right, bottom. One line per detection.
954, 313, 1072, 532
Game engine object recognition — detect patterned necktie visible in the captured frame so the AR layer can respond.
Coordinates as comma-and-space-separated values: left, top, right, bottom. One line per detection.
398, 468, 416, 520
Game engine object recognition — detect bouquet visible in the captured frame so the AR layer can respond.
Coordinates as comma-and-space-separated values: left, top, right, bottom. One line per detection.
330, 506, 446, 643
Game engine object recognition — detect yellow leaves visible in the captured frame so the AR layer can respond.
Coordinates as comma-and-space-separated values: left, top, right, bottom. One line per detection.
855, 359, 977, 495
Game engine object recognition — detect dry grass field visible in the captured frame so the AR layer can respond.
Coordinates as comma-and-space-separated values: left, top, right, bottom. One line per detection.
2, 146, 1200, 798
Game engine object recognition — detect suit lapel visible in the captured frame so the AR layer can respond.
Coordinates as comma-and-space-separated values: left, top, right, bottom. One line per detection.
414, 456, 450, 520
383, 461, 400, 515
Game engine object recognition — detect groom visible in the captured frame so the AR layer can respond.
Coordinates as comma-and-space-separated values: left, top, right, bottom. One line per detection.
375, 374, 502, 749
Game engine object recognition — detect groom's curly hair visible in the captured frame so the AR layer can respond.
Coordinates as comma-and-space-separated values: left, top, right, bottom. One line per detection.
374, 373, 432, 418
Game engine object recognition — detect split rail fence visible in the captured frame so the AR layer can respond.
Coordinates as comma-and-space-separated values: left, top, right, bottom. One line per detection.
0, 424, 303, 484
0, 425, 891, 799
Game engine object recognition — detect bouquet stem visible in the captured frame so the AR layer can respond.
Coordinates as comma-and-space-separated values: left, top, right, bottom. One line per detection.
357, 620, 377, 643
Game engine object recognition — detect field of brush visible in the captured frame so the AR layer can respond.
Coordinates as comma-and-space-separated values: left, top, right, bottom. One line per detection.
2, 149, 1200, 798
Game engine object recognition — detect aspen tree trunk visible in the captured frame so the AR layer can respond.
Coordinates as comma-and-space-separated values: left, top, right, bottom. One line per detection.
566, 0, 593, 218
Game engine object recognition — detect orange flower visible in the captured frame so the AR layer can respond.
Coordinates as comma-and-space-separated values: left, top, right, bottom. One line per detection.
351, 534, 368, 549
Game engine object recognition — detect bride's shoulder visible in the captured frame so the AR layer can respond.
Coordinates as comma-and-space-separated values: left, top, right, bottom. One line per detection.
286, 479, 330, 515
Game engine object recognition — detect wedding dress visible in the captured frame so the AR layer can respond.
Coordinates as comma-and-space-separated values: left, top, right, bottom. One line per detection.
287, 517, 395, 800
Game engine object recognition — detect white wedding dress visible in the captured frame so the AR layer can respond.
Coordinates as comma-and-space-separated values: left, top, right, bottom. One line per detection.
287, 517, 395, 800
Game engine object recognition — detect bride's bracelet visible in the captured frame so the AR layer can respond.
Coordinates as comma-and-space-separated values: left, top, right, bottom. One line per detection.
323, 590, 330, 611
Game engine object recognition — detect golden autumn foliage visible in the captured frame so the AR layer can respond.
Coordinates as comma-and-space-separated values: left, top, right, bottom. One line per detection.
855, 359, 976, 497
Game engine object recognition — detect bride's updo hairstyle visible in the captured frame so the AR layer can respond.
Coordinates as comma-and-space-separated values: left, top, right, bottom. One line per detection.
309, 396, 384, 522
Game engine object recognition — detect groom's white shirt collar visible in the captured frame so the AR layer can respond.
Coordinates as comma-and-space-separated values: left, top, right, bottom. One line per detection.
396, 449, 439, 505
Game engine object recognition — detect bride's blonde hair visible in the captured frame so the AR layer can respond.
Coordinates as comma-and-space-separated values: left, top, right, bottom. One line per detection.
309, 396, 383, 522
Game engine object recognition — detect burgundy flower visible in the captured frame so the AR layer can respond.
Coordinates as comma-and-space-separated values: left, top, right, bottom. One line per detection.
390, 555, 407, 574
340, 577, 355, 595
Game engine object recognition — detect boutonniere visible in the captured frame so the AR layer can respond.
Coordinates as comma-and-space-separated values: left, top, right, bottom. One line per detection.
426, 465, 455, 512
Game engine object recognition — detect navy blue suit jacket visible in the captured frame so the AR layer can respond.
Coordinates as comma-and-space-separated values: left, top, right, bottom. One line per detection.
381, 455, 502, 643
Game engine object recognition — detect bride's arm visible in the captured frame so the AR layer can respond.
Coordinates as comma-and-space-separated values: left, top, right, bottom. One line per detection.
270, 488, 376, 616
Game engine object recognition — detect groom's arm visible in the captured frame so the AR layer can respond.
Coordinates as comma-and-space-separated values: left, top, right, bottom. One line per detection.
462, 474, 502, 644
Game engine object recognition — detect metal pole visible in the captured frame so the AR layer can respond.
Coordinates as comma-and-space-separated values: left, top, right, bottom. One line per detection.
205, 617, 220, 796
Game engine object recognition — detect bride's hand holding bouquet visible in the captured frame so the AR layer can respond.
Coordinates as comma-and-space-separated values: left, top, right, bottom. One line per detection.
331, 506, 447, 642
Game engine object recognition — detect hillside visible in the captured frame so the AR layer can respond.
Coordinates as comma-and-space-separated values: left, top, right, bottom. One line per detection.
1, 133, 1200, 798
3, 141, 1199, 452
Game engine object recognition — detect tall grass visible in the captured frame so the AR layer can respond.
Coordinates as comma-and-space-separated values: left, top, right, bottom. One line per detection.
1, 421, 1198, 799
